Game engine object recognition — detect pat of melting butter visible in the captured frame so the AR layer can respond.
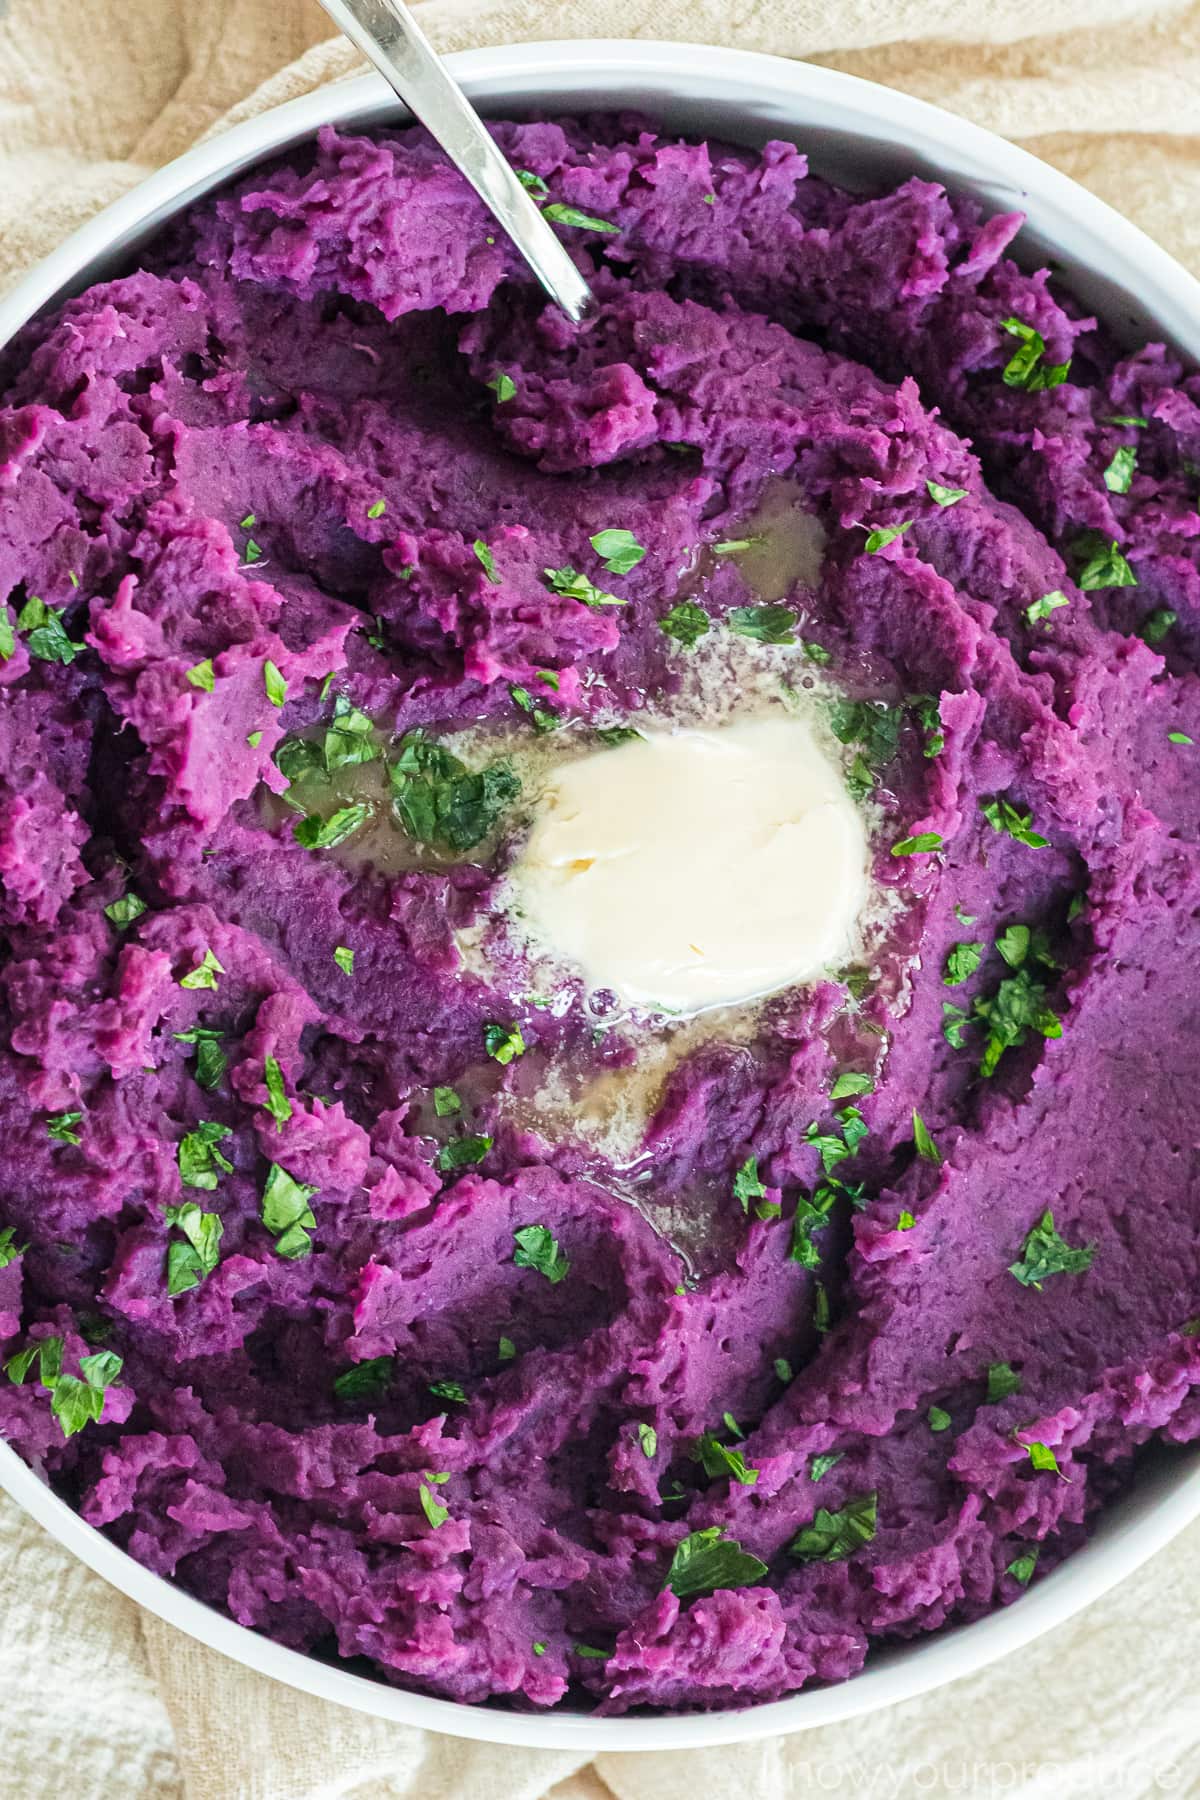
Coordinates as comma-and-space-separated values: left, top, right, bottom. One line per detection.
511, 714, 868, 1014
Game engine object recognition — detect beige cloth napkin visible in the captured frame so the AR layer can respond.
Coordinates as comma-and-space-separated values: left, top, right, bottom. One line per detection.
2, 1, 1200, 1794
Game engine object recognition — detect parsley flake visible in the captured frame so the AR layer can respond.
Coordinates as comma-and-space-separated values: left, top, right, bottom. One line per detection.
473, 539, 500, 584
17, 598, 83, 664
663, 1527, 768, 1599
864, 522, 912, 554
293, 804, 369, 849
911, 1109, 941, 1164
790, 1492, 878, 1562
432, 1086, 461, 1117
732, 1155, 766, 1213
260, 1163, 319, 1259
164, 1200, 223, 1296
486, 372, 517, 404
810, 1451, 843, 1482
891, 832, 943, 857
728, 604, 797, 644
390, 730, 520, 853
659, 600, 710, 646
512, 1224, 569, 1284
543, 564, 624, 607
1026, 590, 1070, 626
263, 660, 287, 707
47, 1110, 83, 1146
483, 1022, 525, 1065
926, 480, 968, 507
542, 203, 618, 233
262, 1054, 292, 1130
637, 1421, 657, 1458
436, 1135, 491, 1171
333, 945, 355, 975
981, 795, 1049, 848
186, 658, 215, 692
333, 1357, 393, 1401
1006, 1547, 1039, 1585
1009, 1209, 1094, 1289
1077, 539, 1137, 590
944, 942, 984, 986
1000, 317, 1070, 391
590, 528, 645, 575
419, 1482, 449, 1529
366, 498, 387, 519
180, 947, 224, 992
928, 1405, 952, 1432
1103, 446, 1137, 494
986, 1361, 1022, 1403
178, 1121, 233, 1191
1140, 608, 1177, 645
831, 1072, 872, 1100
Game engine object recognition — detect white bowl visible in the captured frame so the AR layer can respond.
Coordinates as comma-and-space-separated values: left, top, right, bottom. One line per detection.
2, 38, 1199, 1753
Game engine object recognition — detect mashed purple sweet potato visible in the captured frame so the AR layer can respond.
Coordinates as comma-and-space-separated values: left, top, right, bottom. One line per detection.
0, 115, 1198, 1714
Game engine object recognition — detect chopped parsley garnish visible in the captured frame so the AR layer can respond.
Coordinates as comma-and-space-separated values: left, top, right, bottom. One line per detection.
1103, 446, 1137, 494
927, 1405, 952, 1433
510, 683, 560, 733
390, 730, 520, 853
516, 169, 549, 196
908, 693, 945, 758
333, 945, 355, 975
663, 1527, 768, 1600
105, 892, 147, 929
498, 1336, 516, 1361
694, 1430, 758, 1487
436, 1135, 491, 1171
789, 1182, 839, 1269
974, 965, 1061, 1075
574, 1644, 610, 1659
0, 611, 13, 661
944, 942, 983, 985
541, 203, 618, 233
775, 1357, 794, 1384
595, 726, 642, 747
911, 1109, 941, 1164
512, 1224, 569, 1284
810, 1451, 843, 1482
6, 1336, 122, 1438
164, 1200, 223, 1296
637, 1421, 657, 1458
831, 1072, 872, 1100
428, 1378, 468, 1404
419, 1482, 449, 1528
1140, 607, 1177, 644
333, 1356, 393, 1401
483, 1022, 525, 1065
178, 1122, 233, 1191
543, 564, 623, 607
926, 480, 967, 507
17, 597, 83, 664
659, 600, 710, 646
981, 795, 1049, 849
995, 924, 1031, 967
1006, 1547, 1039, 1585
1169, 731, 1194, 745
986, 1361, 1022, 1403
1104, 414, 1148, 428
263, 660, 287, 707
803, 640, 832, 666
1009, 1209, 1095, 1289
179, 950, 223, 993
366, 497, 387, 518
186, 658, 215, 692
245, 539, 263, 564
1076, 538, 1137, 590
830, 698, 902, 767
999, 317, 1070, 391
486, 373, 517, 404
789, 1491, 878, 1562
942, 1001, 971, 1048
173, 1027, 226, 1091
432, 1086, 461, 1117
891, 832, 943, 857
260, 1163, 319, 1259
324, 696, 379, 771
728, 604, 797, 644
733, 1155, 766, 1212
1025, 590, 1070, 626
0, 1228, 20, 1270
473, 539, 500, 584
532, 1641, 547, 1656
262, 1054, 292, 1129
293, 804, 368, 850
863, 522, 912, 554
590, 528, 645, 575
45, 1109, 83, 1146
1021, 1439, 1064, 1477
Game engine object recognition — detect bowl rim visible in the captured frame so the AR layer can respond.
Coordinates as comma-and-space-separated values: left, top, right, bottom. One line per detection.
2, 36, 1200, 1753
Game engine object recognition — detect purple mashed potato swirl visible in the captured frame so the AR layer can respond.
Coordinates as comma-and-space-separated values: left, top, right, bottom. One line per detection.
0, 115, 1197, 1713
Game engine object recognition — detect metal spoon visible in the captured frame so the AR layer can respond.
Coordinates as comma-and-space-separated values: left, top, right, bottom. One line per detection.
316, 0, 595, 323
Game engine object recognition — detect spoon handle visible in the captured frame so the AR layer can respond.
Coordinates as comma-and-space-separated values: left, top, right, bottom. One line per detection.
317, 0, 595, 323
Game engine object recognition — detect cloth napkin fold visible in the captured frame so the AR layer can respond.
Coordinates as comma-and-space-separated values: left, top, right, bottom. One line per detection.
2, 1, 1200, 1795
